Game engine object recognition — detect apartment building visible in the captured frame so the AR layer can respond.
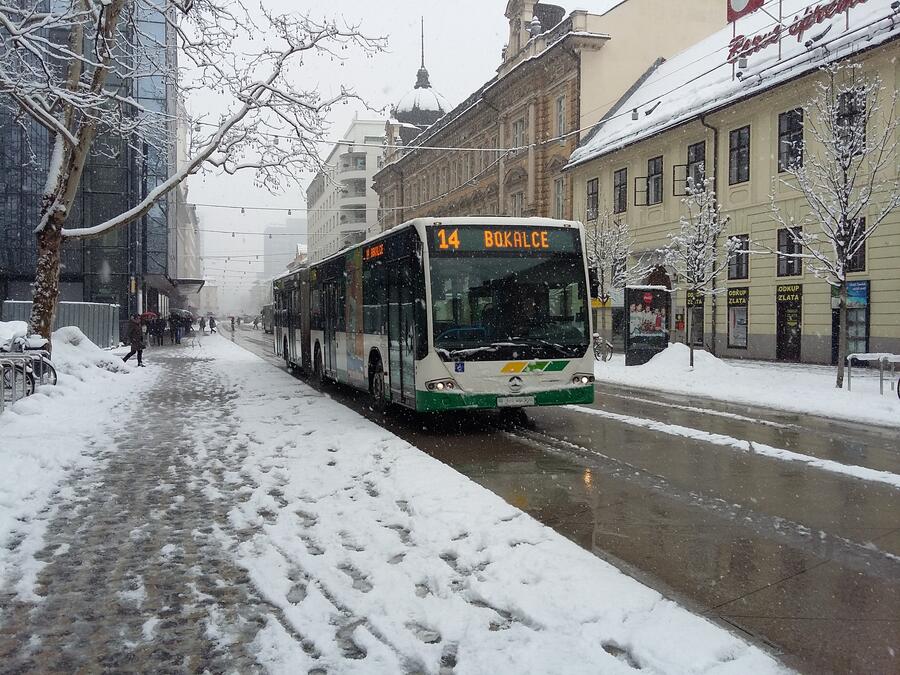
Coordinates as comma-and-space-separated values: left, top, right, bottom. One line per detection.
307, 118, 386, 263
374, 0, 725, 229
567, 0, 900, 363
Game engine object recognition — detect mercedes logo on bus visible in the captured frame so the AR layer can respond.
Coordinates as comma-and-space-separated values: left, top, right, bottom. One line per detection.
508, 376, 524, 393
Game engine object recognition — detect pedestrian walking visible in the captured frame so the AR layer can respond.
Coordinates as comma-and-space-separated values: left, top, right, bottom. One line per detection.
199, 316, 207, 333
150, 317, 164, 346
122, 315, 146, 366
253, 317, 259, 330
209, 317, 217, 333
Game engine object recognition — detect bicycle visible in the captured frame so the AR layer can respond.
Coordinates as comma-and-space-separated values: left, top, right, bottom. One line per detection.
6, 335, 57, 386
2, 361, 35, 401
592, 333, 613, 362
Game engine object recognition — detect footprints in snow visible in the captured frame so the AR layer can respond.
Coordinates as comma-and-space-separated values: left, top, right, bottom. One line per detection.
338, 562, 373, 593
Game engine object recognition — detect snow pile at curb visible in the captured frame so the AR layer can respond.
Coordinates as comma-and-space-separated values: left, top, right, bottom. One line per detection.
198, 336, 786, 674
51, 326, 131, 377
596, 343, 900, 428
637, 342, 736, 378
0, 327, 155, 603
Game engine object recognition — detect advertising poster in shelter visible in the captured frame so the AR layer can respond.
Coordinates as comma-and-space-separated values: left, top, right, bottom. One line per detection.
625, 286, 671, 365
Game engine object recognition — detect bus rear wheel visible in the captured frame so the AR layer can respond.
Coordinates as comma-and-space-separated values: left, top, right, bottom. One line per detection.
370, 364, 386, 414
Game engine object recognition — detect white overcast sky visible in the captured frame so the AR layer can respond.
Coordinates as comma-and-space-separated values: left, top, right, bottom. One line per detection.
188, 0, 510, 287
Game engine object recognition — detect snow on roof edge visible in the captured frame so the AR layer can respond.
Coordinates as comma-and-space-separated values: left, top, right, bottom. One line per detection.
567, 0, 900, 171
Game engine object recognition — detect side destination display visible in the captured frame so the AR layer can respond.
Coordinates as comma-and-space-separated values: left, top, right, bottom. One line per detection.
429, 224, 579, 255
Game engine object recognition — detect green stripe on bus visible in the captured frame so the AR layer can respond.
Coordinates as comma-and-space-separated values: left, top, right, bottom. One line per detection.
524, 361, 549, 372
414, 386, 593, 413
544, 360, 570, 372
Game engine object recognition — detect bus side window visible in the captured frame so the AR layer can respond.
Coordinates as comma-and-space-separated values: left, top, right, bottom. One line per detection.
310, 289, 321, 330
363, 258, 386, 334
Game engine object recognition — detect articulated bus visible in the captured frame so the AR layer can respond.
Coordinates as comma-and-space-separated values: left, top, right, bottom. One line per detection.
273, 217, 595, 413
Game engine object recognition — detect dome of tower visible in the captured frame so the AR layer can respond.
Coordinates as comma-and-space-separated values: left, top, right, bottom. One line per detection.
392, 20, 449, 131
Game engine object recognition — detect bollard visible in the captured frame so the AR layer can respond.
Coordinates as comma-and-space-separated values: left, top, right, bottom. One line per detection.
879, 358, 885, 396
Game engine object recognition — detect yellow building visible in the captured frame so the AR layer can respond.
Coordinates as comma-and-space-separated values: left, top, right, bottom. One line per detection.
373, 0, 725, 229
566, 0, 900, 364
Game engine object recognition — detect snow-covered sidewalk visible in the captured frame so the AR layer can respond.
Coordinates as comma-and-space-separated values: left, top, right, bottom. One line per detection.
1, 334, 786, 673
595, 343, 900, 428
0, 327, 155, 598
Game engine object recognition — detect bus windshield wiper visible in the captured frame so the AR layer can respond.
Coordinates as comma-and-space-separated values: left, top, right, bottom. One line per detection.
517, 339, 572, 357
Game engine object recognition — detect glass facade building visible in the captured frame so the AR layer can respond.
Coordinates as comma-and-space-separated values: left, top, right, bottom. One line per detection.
0, 3, 175, 320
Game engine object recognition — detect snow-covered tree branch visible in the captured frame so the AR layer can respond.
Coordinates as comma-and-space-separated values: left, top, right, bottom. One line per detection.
0, 0, 386, 339
768, 63, 900, 388
665, 178, 738, 367
583, 207, 652, 340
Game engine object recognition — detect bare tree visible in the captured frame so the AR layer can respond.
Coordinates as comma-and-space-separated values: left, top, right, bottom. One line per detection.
665, 178, 738, 367
770, 63, 900, 388
0, 0, 385, 341
583, 206, 652, 342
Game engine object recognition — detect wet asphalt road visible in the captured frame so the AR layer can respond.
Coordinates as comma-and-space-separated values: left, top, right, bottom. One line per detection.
233, 327, 900, 674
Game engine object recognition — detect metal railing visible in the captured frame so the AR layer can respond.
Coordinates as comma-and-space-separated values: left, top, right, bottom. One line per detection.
0, 351, 56, 414
1, 357, 27, 413
846, 353, 900, 395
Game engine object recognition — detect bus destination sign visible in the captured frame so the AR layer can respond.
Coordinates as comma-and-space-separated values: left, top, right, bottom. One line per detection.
430, 225, 577, 255
364, 242, 385, 261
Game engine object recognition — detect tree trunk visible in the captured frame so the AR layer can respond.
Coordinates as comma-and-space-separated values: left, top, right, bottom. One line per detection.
29, 217, 65, 346
687, 308, 694, 368
600, 299, 608, 343
836, 280, 848, 388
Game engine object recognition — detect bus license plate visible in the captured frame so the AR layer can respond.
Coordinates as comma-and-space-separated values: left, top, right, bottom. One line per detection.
497, 395, 535, 408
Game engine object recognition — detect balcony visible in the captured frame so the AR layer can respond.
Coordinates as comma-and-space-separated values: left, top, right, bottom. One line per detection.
340, 207, 367, 228
341, 230, 366, 248
339, 193, 368, 210
338, 152, 367, 179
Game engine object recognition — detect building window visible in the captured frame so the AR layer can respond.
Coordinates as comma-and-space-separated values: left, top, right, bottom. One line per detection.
729, 126, 750, 184
554, 177, 565, 219
556, 95, 566, 138
586, 178, 599, 221
647, 156, 663, 205
511, 117, 526, 150
511, 191, 524, 217
847, 218, 866, 272
728, 234, 749, 280
728, 290, 749, 349
687, 141, 706, 191
777, 227, 802, 276
838, 90, 866, 155
613, 168, 627, 213
778, 109, 804, 171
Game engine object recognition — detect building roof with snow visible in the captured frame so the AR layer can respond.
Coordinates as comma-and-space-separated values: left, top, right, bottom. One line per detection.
567, 0, 900, 170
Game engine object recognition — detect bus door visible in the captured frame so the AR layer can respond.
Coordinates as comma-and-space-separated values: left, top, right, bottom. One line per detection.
288, 287, 299, 363
388, 257, 417, 405
324, 280, 338, 376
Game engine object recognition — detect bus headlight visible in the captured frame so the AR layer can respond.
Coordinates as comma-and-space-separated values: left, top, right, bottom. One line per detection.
426, 378, 458, 392
572, 374, 594, 385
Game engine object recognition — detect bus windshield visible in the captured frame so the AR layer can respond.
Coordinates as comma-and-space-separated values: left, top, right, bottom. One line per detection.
429, 252, 589, 361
